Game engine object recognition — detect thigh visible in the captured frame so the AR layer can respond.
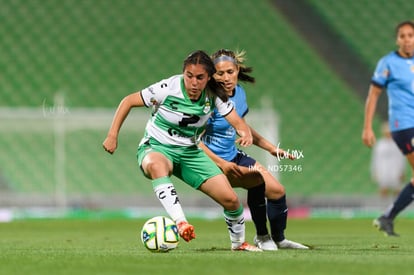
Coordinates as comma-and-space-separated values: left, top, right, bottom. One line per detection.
137, 143, 173, 179
230, 150, 285, 197
228, 150, 263, 188
254, 161, 286, 198
227, 166, 263, 188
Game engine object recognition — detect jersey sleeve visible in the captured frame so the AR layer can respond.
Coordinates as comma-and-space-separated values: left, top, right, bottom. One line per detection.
214, 97, 234, 117
371, 55, 390, 88
140, 76, 179, 107
238, 86, 249, 118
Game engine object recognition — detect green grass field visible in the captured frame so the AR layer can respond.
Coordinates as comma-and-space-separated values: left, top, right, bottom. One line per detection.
0, 218, 413, 275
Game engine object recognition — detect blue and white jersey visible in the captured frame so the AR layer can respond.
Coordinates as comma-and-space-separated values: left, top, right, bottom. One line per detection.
202, 84, 249, 160
372, 51, 414, 131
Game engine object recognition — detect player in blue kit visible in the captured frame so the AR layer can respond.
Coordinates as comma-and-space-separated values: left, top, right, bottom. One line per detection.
362, 21, 414, 236
103, 50, 261, 251
200, 49, 308, 250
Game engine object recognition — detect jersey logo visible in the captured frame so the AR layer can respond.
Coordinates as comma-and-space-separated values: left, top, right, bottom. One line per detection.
203, 102, 210, 113
170, 101, 179, 110
179, 114, 200, 127
203, 96, 211, 114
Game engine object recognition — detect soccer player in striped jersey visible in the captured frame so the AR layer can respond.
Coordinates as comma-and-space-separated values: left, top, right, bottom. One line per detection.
200, 49, 308, 250
363, 21, 414, 236
103, 50, 261, 251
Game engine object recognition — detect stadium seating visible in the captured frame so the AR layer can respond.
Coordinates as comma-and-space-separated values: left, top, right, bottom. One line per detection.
308, 0, 414, 66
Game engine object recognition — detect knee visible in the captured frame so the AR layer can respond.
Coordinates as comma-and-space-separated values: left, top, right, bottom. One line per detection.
221, 194, 240, 211
142, 154, 171, 178
145, 160, 166, 172
265, 183, 286, 199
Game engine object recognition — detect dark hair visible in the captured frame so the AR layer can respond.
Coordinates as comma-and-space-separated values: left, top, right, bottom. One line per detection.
183, 50, 228, 102
395, 20, 414, 36
211, 49, 255, 84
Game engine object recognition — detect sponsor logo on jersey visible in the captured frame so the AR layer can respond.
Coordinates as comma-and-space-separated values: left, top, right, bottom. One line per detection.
203, 97, 211, 114
150, 97, 158, 105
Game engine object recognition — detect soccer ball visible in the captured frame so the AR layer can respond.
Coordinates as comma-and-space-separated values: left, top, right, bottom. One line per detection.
140, 216, 180, 252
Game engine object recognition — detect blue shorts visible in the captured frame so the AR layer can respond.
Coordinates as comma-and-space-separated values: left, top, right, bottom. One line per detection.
230, 149, 256, 167
391, 127, 414, 155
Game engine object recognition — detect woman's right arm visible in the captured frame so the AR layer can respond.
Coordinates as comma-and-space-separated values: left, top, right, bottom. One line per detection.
362, 84, 383, 148
103, 92, 145, 154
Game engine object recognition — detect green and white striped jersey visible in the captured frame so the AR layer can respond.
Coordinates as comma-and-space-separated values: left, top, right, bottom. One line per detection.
139, 75, 233, 146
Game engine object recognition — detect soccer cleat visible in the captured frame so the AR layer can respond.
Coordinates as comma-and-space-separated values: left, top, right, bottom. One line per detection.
277, 239, 309, 249
176, 221, 196, 242
373, 216, 399, 237
232, 242, 263, 252
254, 234, 278, 251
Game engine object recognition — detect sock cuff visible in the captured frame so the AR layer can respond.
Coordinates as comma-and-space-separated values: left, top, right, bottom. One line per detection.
151, 176, 172, 188
223, 204, 244, 219
268, 195, 286, 204
248, 183, 265, 191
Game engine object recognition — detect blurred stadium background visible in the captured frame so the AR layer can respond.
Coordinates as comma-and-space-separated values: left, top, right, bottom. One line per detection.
1, 0, 414, 220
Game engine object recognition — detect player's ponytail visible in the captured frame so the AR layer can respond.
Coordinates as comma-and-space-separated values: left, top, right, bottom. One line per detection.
212, 49, 255, 84
183, 50, 228, 102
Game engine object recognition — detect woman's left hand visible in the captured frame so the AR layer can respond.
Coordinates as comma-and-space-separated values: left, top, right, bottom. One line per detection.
235, 130, 253, 147
271, 148, 295, 160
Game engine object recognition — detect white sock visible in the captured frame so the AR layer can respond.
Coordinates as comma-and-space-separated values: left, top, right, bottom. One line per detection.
224, 207, 245, 248
152, 178, 186, 224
